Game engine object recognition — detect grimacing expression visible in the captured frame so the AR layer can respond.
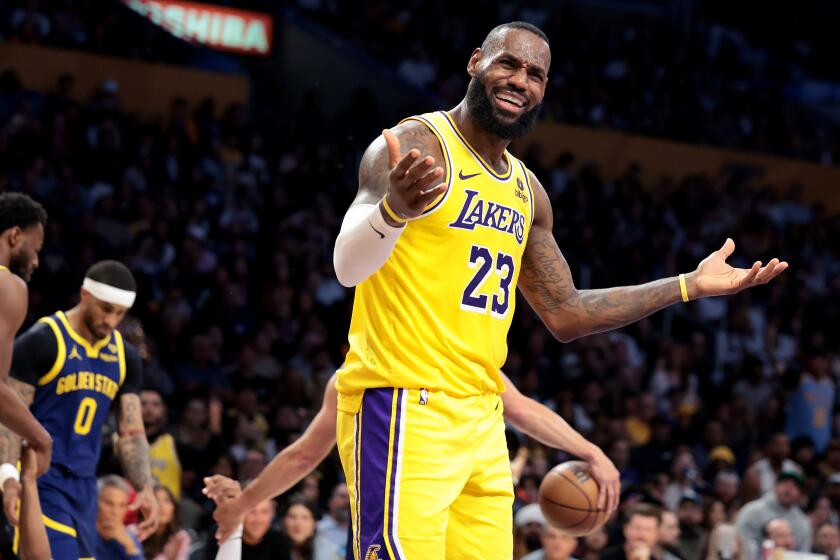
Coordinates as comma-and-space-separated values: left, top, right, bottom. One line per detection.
9, 223, 44, 282
466, 28, 550, 140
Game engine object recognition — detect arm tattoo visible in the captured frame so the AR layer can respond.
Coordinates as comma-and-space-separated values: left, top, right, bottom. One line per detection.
117, 395, 152, 489
0, 381, 36, 464
117, 435, 152, 489
521, 226, 681, 340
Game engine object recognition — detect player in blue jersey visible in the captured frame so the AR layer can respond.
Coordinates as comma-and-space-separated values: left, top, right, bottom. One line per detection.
1, 260, 160, 559
0, 193, 54, 478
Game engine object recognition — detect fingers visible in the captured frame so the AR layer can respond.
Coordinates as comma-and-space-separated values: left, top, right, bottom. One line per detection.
137, 517, 156, 541
608, 478, 620, 512
215, 526, 234, 544
739, 261, 761, 287
4, 502, 17, 526
718, 238, 735, 259
597, 483, 607, 511
382, 129, 402, 168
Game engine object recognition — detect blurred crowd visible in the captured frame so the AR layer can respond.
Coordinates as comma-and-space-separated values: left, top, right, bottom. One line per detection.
1, 2, 840, 559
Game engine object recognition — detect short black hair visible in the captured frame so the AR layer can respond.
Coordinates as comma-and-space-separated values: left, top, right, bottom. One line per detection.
85, 260, 137, 292
481, 21, 550, 52
0, 193, 47, 235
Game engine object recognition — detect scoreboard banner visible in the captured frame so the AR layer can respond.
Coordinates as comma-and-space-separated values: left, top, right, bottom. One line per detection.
121, 0, 273, 56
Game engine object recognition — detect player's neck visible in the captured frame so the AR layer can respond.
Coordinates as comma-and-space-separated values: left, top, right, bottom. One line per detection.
450, 103, 510, 169
64, 306, 101, 344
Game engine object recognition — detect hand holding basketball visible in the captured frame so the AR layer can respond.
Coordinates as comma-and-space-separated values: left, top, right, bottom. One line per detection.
382, 128, 448, 221
539, 461, 613, 536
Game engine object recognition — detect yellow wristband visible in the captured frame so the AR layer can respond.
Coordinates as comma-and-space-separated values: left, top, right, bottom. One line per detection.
679, 273, 689, 302
381, 196, 407, 224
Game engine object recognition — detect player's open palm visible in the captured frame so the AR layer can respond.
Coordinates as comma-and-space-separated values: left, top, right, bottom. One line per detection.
693, 238, 788, 297
382, 129, 448, 220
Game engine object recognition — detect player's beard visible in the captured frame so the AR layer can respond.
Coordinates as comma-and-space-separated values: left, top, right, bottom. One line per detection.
8, 251, 33, 282
465, 76, 541, 140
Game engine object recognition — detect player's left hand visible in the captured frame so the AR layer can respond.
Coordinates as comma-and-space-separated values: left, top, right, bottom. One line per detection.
586, 448, 620, 513
690, 238, 788, 298
130, 485, 160, 541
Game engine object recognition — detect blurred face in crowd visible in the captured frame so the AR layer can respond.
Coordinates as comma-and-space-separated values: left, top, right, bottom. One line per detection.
140, 390, 165, 430
98, 485, 129, 527
714, 473, 739, 503
774, 479, 801, 508
466, 28, 549, 140
584, 527, 608, 553
611, 439, 630, 469
328, 483, 350, 524
283, 503, 316, 545
658, 511, 680, 546
705, 500, 727, 529
183, 398, 207, 429
541, 526, 578, 560
243, 499, 275, 545
7, 223, 43, 282
766, 519, 795, 550
678, 500, 703, 526
624, 513, 660, 551
301, 474, 320, 504
810, 497, 833, 526
814, 524, 840, 556
767, 434, 790, 463
240, 449, 268, 482
155, 487, 175, 526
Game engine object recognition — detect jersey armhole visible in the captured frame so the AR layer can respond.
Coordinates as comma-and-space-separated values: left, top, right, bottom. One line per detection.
114, 330, 127, 387
36, 317, 66, 386
398, 116, 453, 219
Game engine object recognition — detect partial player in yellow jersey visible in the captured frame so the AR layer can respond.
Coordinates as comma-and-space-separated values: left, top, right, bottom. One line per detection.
332, 21, 788, 560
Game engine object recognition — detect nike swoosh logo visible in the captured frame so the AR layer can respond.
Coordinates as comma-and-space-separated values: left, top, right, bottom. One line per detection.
459, 170, 481, 180
369, 221, 385, 239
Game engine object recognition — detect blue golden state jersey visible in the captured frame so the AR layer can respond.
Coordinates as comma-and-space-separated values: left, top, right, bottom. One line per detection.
337, 111, 535, 407
29, 311, 126, 477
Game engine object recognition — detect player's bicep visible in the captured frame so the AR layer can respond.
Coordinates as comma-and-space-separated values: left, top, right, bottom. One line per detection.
119, 344, 144, 396
518, 173, 581, 339
10, 323, 59, 387
355, 120, 445, 206
0, 277, 28, 365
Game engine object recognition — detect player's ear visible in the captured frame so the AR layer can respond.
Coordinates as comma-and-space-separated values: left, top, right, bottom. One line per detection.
6, 226, 21, 248
467, 48, 482, 77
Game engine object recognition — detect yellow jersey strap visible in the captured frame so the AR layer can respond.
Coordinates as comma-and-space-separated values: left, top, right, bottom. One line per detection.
0, 265, 7, 272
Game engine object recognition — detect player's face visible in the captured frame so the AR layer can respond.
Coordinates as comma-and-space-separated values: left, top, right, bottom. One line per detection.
82, 293, 129, 340
466, 29, 550, 139
8, 223, 44, 282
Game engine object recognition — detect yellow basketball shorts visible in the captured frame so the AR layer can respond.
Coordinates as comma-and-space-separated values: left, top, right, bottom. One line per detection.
337, 387, 514, 560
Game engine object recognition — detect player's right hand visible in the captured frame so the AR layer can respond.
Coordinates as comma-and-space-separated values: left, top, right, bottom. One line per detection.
203, 475, 245, 543
382, 129, 447, 221
3, 479, 20, 526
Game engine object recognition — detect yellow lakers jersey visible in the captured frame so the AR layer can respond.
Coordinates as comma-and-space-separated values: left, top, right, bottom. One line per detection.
337, 111, 535, 407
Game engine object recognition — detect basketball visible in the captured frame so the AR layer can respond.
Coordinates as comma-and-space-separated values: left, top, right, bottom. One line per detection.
539, 461, 610, 536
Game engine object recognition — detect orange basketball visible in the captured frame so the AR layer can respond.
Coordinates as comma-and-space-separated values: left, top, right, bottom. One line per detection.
538, 461, 610, 536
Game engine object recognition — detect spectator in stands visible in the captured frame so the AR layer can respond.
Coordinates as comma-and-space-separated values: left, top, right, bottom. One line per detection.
143, 485, 191, 560
581, 527, 609, 560
785, 349, 835, 454
656, 510, 683, 560
813, 523, 840, 560
141, 388, 182, 500
601, 504, 662, 560
313, 482, 349, 559
675, 492, 707, 560
705, 524, 742, 560
735, 471, 811, 559
95, 475, 143, 560
282, 499, 316, 560
175, 395, 224, 498
763, 519, 795, 551
515, 504, 549, 559
523, 526, 580, 560
742, 434, 800, 500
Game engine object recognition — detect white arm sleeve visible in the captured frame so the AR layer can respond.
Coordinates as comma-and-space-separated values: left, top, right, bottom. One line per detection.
333, 203, 404, 287
214, 523, 243, 560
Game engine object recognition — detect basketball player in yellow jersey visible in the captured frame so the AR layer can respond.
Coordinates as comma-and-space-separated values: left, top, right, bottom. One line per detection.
0, 193, 53, 477
333, 21, 788, 560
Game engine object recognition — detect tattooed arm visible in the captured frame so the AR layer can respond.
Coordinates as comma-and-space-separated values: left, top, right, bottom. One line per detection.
334, 119, 448, 286
116, 392, 159, 540
519, 173, 787, 342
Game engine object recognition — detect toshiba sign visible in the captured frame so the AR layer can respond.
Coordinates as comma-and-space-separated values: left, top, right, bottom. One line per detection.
122, 0, 273, 56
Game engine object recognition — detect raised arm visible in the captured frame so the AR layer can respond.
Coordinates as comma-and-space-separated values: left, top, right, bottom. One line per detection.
204, 374, 340, 542
333, 121, 448, 287
500, 372, 619, 511
518, 173, 787, 342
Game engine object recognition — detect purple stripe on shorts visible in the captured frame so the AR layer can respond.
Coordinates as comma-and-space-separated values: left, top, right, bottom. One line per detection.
358, 388, 396, 556
386, 389, 404, 559
354, 410, 362, 560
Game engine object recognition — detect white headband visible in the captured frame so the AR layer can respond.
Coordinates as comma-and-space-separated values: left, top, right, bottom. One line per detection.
82, 278, 136, 308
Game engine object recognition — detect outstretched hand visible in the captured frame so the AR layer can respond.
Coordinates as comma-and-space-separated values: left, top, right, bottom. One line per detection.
691, 238, 788, 298
203, 475, 245, 544
586, 449, 620, 514
381, 129, 448, 221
